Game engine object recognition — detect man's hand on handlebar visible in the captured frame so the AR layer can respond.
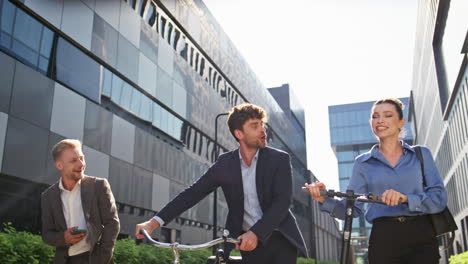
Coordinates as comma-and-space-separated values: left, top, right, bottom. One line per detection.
381, 189, 408, 206
236, 231, 258, 251
135, 218, 160, 239
304, 182, 327, 204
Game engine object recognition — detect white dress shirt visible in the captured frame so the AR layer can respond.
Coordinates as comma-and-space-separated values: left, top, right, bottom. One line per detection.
59, 179, 91, 256
239, 149, 263, 231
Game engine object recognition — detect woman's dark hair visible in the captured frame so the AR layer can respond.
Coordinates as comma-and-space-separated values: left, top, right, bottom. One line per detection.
372, 98, 404, 120
227, 103, 267, 141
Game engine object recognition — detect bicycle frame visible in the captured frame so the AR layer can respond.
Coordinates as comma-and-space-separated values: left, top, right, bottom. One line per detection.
140, 229, 240, 264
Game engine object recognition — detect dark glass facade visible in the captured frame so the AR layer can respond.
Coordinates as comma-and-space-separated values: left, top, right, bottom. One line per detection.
328, 98, 413, 262
0, 0, 340, 261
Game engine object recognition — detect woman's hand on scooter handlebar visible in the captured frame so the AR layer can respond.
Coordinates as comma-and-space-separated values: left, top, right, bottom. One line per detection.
304, 182, 327, 204
381, 189, 408, 206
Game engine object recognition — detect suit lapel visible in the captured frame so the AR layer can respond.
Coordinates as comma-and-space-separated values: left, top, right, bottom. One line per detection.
231, 149, 244, 212
80, 176, 93, 221
51, 182, 67, 230
255, 148, 266, 207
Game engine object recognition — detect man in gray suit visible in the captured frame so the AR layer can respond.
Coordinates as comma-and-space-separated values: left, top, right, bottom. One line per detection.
41, 139, 120, 264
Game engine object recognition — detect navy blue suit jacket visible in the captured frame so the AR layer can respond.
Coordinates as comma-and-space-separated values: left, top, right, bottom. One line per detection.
157, 147, 308, 256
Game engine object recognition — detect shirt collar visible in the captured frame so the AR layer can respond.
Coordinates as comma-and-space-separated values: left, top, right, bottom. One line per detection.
59, 177, 82, 192
239, 148, 260, 163
359, 141, 413, 163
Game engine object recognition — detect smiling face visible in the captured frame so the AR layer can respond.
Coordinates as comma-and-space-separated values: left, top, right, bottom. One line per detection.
55, 147, 86, 182
370, 103, 406, 141
235, 118, 267, 149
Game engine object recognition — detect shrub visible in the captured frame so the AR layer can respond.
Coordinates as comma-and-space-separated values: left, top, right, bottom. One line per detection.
0, 223, 55, 264
450, 250, 468, 264
0, 224, 339, 264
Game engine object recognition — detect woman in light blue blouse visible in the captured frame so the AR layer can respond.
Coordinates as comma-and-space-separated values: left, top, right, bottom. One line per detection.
306, 98, 447, 264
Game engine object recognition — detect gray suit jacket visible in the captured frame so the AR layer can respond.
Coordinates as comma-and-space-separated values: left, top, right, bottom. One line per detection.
41, 175, 120, 264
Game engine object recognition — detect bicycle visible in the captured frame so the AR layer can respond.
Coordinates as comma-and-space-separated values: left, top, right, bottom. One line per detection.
140, 229, 242, 264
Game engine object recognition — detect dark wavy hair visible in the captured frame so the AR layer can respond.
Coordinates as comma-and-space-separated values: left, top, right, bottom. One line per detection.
227, 103, 267, 141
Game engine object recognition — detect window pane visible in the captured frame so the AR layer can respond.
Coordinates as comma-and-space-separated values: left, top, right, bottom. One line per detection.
152, 102, 161, 128
0, 32, 11, 48
38, 56, 48, 74
100, 67, 113, 98
172, 83, 186, 117
14, 8, 42, 51
120, 82, 132, 110
173, 118, 183, 141
11, 39, 38, 66
130, 89, 142, 115
40, 27, 54, 57
160, 107, 169, 134
111, 74, 123, 103
56, 37, 100, 102
140, 95, 152, 121
1, 0, 15, 34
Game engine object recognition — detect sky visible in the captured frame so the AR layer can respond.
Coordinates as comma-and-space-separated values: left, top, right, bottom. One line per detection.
203, 0, 419, 190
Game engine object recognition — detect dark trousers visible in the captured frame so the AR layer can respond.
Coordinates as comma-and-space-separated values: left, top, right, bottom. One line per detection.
240, 231, 297, 264
368, 215, 440, 264
66, 251, 90, 264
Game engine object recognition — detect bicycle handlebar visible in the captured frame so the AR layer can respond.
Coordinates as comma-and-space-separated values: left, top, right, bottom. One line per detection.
140, 229, 240, 250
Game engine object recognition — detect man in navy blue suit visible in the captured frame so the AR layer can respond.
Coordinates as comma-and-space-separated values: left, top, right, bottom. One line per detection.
136, 103, 307, 263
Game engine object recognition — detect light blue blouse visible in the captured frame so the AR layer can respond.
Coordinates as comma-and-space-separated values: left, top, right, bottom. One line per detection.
320, 142, 447, 223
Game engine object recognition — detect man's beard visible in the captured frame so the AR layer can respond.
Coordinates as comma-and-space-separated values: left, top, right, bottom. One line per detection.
247, 139, 266, 149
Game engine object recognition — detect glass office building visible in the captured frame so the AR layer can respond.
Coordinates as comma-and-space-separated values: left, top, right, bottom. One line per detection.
0, 0, 341, 261
329, 98, 413, 262
410, 0, 468, 262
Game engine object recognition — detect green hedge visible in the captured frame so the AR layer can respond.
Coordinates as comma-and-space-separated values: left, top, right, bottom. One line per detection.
450, 250, 468, 264
0, 223, 337, 264
0, 224, 55, 264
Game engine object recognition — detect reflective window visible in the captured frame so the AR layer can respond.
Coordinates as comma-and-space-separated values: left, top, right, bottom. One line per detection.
124, 0, 245, 108
172, 82, 187, 118
0, 1, 53, 74
338, 162, 353, 180
100, 67, 113, 97
156, 67, 173, 107
56, 37, 100, 102
120, 81, 133, 110
337, 151, 354, 162
0, 0, 15, 34
144, 3, 156, 26
339, 178, 350, 192
140, 95, 152, 122
152, 102, 162, 128
130, 88, 142, 116
111, 74, 123, 103
13, 9, 42, 51
160, 107, 169, 134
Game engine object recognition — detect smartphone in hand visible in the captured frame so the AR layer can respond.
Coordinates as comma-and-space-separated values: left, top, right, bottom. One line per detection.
71, 229, 87, 235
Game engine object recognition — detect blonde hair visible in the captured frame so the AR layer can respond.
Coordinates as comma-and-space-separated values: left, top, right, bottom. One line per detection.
51, 139, 82, 161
